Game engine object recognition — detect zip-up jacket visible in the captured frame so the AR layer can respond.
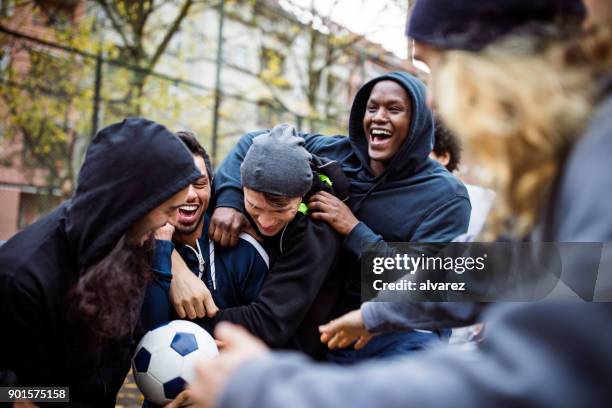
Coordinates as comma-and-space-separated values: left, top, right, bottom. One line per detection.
141, 215, 269, 330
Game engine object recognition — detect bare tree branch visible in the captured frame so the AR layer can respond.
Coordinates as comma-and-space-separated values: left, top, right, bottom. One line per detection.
95, 0, 131, 48
147, 0, 193, 70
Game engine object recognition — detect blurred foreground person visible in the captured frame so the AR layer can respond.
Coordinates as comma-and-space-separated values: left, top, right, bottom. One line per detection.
0, 118, 200, 406
186, 1, 612, 407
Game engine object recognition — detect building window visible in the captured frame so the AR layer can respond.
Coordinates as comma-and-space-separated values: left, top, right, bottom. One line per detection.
227, 44, 249, 70
0, 46, 10, 72
31, 2, 75, 29
17, 192, 61, 230
0, 0, 14, 18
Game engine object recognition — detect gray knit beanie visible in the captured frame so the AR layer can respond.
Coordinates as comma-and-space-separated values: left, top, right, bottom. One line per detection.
241, 124, 313, 197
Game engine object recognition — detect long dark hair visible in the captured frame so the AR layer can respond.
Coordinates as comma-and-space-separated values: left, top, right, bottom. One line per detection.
66, 234, 154, 343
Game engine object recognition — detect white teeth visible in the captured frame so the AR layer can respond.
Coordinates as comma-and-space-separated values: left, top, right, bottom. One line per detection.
371, 129, 392, 136
180, 205, 198, 211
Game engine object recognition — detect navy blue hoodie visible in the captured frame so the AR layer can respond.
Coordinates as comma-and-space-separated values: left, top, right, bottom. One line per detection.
214, 72, 470, 312
0, 118, 200, 407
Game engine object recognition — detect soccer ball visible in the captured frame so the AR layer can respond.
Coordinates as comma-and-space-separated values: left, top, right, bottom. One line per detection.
132, 320, 219, 405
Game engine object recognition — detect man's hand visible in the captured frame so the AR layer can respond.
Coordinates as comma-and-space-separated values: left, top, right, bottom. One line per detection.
170, 251, 219, 319
308, 191, 359, 236
163, 389, 200, 408
155, 222, 176, 241
319, 309, 376, 350
189, 322, 269, 408
209, 207, 261, 247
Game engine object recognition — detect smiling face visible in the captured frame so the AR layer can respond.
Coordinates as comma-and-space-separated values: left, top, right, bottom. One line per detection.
363, 80, 412, 176
243, 187, 302, 237
126, 186, 189, 246
173, 155, 211, 244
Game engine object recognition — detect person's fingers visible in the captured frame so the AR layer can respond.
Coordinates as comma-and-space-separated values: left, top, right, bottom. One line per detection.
308, 196, 334, 209
354, 335, 373, 350
308, 200, 335, 213
214, 322, 255, 348
208, 220, 217, 240
337, 336, 354, 349
211, 226, 222, 244
308, 193, 323, 203
327, 332, 344, 350
193, 298, 206, 319
310, 212, 334, 223
215, 339, 227, 350
320, 331, 332, 344
327, 334, 339, 350
219, 230, 231, 247
163, 390, 189, 408
317, 190, 336, 199
204, 294, 219, 317
176, 388, 200, 407
228, 231, 239, 247
319, 318, 340, 334
211, 220, 229, 245
311, 190, 335, 198
219, 228, 239, 247
163, 399, 179, 408
243, 223, 263, 242
183, 301, 197, 320
174, 303, 187, 319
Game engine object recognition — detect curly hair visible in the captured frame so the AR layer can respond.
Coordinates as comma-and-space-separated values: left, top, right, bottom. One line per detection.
436, 21, 612, 238
66, 234, 154, 344
433, 117, 462, 172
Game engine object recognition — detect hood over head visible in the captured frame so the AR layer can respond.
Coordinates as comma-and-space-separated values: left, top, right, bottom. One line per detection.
65, 117, 201, 269
348, 71, 433, 181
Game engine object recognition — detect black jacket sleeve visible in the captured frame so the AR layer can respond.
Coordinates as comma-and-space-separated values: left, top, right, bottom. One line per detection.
0, 271, 56, 386
205, 217, 341, 347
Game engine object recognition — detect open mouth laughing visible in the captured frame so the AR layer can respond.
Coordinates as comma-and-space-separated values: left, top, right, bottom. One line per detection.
178, 204, 201, 225
369, 128, 393, 147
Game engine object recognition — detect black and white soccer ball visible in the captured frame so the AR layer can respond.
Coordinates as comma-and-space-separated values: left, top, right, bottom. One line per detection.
132, 320, 218, 405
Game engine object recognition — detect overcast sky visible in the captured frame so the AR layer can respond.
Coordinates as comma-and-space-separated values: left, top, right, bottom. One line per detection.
279, 0, 410, 59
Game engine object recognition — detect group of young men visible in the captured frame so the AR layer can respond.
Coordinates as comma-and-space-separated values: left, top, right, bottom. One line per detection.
0, 46, 471, 407
143, 69, 471, 364
2, 0, 611, 407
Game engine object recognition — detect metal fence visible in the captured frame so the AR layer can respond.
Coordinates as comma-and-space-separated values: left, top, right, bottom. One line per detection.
0, 25, 347, 168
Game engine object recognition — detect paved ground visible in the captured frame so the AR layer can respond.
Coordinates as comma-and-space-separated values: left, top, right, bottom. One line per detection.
116, 369, 144, 408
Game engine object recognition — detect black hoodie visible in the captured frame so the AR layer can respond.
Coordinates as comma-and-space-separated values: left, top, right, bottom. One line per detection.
205, 155, 351, 359
0, 118, 200, 406
214, 72, 471, 317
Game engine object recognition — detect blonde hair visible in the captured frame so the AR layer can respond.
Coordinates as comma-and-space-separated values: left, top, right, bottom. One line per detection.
436, 22, 612, 239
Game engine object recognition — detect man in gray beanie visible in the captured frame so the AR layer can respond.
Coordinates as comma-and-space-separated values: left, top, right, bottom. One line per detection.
195, 123, 350, 359
240, 123, 313, 231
